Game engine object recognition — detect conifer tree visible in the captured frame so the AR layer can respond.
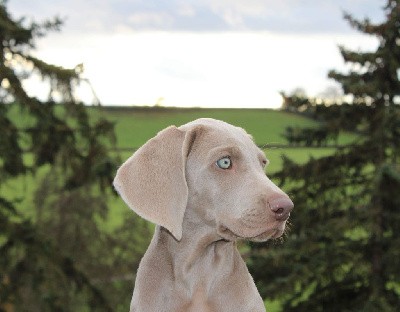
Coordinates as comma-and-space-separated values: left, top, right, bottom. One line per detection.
249, 1, 400, 311
0, 1, 118, 309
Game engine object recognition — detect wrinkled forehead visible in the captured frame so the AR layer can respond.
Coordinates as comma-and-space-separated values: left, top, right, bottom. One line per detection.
180, 118, 262, 157
181, 118, 252, 142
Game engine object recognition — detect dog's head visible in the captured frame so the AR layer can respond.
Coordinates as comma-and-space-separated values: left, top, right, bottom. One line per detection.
113, 118, 293, 242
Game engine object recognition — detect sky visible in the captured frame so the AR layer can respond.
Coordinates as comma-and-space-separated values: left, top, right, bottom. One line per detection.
9, 0, 385, 108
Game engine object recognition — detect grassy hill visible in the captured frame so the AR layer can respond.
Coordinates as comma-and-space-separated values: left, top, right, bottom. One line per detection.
92, 106, 316, 148
7, 104, 342, 223
90, 106, 350, 173
7, 104, 349, 173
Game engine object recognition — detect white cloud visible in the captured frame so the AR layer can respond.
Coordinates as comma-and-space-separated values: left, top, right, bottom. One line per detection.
177, 3, 196, 17
7, 0, 382, 108
220, 9, 246, 29
26, 31, 378, 108
206, 0, 272, 18
128, 12, 174, 28
204, 0, 270, 29
9, 0, 384, 33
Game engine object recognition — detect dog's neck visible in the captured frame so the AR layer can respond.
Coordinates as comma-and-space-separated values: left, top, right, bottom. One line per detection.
134, 204, 265, 311
155, 204, 241, 284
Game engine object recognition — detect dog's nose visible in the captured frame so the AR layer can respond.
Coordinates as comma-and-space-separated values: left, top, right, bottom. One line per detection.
268, 195, 294, 221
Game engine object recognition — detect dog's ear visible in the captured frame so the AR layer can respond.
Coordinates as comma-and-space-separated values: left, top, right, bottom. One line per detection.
113, 126, 196, 241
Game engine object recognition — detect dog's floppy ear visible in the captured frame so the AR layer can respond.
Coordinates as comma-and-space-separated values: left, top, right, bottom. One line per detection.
113, 126, 195, 241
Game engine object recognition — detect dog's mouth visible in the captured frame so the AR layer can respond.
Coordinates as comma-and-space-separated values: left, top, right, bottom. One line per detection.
217, 222, 286, 242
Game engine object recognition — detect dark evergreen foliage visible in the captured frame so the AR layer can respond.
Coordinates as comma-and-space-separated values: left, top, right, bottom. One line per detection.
249, 1, 400, 311
0, 1, 149, 310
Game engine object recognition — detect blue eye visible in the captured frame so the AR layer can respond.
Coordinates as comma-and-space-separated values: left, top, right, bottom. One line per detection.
216, 157, 232, 169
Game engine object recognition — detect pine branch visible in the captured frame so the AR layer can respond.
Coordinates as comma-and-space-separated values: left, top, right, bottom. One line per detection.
0, 218, 113, 311
343, 11, 385, 36
338, 45, 380, 67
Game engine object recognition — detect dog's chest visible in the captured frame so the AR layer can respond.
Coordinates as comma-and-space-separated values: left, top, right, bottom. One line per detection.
178, 287, 214, 312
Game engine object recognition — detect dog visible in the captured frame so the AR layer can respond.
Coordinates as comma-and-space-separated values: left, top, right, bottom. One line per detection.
114, 118, 293, 312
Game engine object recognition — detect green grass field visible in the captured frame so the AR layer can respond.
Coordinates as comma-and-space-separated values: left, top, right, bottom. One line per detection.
6, 105, 351, 220
91, 106, 353, 148
96, 106, 350, 174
